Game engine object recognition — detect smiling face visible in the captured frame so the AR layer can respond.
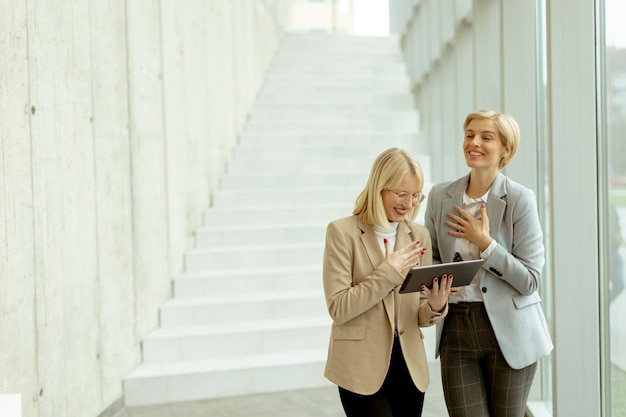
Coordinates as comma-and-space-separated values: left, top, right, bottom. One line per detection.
382, 173, 421, 222
463, 118, 510, 175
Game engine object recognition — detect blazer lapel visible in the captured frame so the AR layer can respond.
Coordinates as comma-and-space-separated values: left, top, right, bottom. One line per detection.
441, 173, 508, 260
395, 221, 415, 313
395, 221, 413, 253
441, 175, 470, 262
487, 173, 507, 238
357, 218, 384, 273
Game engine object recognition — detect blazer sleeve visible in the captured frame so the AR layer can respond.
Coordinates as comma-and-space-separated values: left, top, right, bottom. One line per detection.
323, 220, 405, 324
414, 229, 448, 326
483, 185, 545, 295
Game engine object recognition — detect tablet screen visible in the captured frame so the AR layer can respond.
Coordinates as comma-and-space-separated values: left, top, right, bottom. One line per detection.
399, 259, 485, 293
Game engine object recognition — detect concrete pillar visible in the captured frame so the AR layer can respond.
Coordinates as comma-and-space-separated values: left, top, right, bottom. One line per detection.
125, 0, 171, 342
0, 2, 37, 416
89, 0, 137, 407
27, 0, 100, 415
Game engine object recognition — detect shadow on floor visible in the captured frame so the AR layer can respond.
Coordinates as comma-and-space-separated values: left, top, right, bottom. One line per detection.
118, 362, 447, 417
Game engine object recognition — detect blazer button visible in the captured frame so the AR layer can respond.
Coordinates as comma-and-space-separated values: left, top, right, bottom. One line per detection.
481, 287, 487, 293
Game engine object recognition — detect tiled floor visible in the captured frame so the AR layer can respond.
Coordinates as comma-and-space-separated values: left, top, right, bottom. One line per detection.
118, 362, 448, 417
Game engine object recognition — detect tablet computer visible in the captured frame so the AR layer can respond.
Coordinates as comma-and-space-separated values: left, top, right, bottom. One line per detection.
399, 259, 485, 293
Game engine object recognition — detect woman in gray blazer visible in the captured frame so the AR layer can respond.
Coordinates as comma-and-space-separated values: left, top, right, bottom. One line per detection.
424, 110, 553, 417
323, 148, 454, 417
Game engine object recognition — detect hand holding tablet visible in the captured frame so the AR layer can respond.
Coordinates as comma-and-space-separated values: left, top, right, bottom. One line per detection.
399, 259, 485, 293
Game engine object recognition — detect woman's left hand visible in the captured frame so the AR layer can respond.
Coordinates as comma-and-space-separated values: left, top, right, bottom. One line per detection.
422, 274, 456, 313
445, 203, 493, 252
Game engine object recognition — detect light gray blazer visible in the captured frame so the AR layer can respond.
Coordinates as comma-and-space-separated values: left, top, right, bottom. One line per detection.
424, 173, 553, 369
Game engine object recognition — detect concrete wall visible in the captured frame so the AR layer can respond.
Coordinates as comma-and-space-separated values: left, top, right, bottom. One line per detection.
0, 1, 287, 416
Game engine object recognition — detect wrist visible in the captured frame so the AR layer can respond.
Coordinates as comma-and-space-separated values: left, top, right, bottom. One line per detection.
429, 302, 446, 313
478, 237, 494, 252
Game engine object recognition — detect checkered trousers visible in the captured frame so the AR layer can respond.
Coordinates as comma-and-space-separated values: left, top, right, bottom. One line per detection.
440, 302, 537, 417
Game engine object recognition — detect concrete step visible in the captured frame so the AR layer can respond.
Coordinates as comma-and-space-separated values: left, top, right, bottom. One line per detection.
245, 100, 414, 111
246, 109, 417, 125
245, 112, 418, 133
262, 78, 411, 92
271, 55, 404, 65
123, 349, 330, 406
200, 202, 428, 242
279, 32, 400, 45
277, 44, 401, 56
142, 317, 331, 363
225, 158, 375, 175
194, 223, 327, 248
267, 64, 407, 77
173, 266, 322, 297
261, 76, 411, 91
184, 243, 324, 271
225, 153, 430, 177
202, 204, 351, 227
230, 144, 400, 160
159, 289, 327, 327
211, 186, 358, 207
218, 172, 368, 189
237, 132, 419, 146
242, 120, 416, 134
251, 93, 413, 109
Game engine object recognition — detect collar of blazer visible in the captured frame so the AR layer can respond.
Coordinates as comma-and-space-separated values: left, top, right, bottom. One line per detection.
441, 173, 508, 261
356, 217, 415, 271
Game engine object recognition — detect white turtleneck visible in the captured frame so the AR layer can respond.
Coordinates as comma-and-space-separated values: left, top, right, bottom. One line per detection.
374, 222, 399, 254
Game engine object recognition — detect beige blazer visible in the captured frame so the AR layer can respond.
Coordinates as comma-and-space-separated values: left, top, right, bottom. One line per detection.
322, 215, 446, 395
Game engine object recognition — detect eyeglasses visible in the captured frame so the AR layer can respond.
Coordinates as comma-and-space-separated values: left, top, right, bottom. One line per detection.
386, 190, 425, 204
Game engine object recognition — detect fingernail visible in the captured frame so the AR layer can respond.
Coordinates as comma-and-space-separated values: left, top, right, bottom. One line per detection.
384, 238, 388, 244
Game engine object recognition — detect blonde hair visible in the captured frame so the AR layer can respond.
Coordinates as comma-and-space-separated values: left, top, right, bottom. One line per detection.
463, 110, 520, 169
353, 148, 424, 227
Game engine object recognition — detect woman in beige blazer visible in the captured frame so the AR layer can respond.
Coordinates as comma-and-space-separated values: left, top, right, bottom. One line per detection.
323, 148, 453, 417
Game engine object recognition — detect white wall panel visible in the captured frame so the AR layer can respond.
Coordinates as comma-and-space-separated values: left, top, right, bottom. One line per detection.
454, 21, 475, 150
501, 0, 541, 191
473, 0, 501, 110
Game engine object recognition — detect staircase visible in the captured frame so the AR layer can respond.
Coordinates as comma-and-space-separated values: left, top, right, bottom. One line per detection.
123, 33, 426, 407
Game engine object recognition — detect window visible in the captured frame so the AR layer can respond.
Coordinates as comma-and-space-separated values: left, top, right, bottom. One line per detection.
601, 1, 626, 414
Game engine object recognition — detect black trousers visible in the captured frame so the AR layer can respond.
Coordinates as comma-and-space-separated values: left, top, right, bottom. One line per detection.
338, 335, 425, 417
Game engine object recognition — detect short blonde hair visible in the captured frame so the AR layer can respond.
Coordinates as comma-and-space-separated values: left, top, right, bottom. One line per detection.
353, 148, 424, 227
463, 110, 520, 169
